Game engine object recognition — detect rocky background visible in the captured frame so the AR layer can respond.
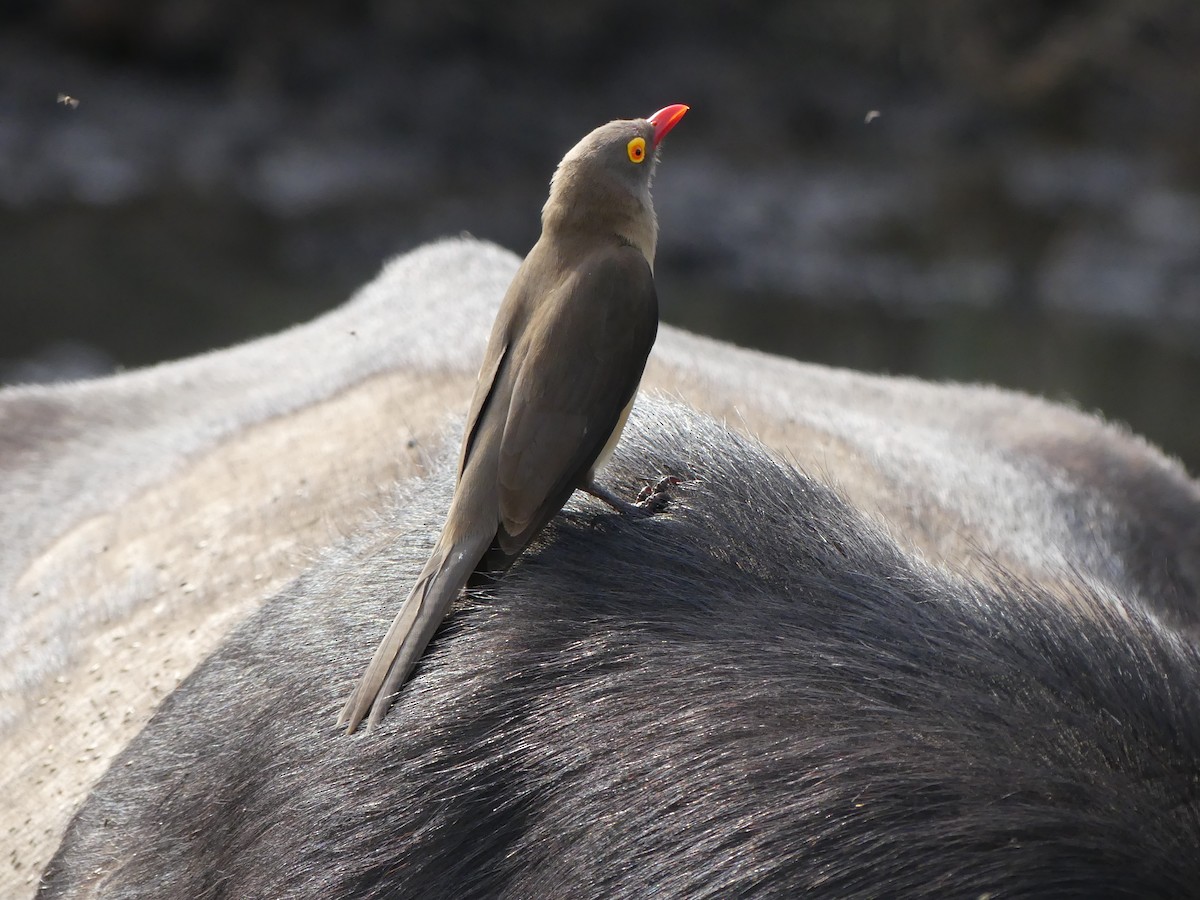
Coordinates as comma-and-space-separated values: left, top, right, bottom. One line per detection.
2, 1, 1198, 470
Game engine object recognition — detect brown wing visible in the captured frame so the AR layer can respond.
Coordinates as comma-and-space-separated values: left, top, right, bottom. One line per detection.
496, 246, 658, 550
456, 270, 528, 478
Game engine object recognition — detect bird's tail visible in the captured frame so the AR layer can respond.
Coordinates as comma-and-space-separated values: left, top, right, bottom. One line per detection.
338, 529, 492, 733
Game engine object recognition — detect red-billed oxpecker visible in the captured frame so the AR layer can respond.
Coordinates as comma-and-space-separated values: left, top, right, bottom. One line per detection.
339, 104, 689, 732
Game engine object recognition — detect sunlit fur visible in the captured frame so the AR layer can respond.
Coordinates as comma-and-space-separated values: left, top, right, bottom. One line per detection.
41, 399, 1200, 899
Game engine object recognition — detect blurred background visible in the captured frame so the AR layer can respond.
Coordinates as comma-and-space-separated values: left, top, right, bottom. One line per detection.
1, 0, 1198, 472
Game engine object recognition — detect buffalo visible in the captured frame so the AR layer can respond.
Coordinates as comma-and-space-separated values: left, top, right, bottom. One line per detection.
3, 239, 1198, 897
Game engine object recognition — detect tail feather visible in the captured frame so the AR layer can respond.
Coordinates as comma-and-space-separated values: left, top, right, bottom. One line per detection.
338, 531, 491, 733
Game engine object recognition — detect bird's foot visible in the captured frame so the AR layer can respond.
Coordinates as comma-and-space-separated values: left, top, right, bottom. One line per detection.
584, 473, 680, 518
634, 474, 681, 513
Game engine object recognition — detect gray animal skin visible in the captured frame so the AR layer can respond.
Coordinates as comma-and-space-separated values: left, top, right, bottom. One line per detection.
1, 238, 1198, 898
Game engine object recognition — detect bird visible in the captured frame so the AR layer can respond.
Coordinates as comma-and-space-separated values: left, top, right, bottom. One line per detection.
338, 104, 689, 733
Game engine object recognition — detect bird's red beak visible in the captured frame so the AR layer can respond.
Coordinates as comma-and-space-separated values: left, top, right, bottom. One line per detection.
647, 104, 689, 148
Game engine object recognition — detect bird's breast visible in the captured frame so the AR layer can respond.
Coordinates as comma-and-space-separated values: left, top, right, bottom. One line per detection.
588, 390, 639, 478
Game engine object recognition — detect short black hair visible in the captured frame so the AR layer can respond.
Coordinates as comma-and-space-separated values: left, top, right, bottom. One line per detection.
42, 399, 1200, 899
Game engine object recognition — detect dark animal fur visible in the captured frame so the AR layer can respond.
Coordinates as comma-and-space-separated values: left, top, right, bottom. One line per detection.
41, 400, 1200, 898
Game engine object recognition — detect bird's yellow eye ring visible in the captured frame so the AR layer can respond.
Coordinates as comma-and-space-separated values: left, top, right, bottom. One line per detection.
627, 136, 647, 164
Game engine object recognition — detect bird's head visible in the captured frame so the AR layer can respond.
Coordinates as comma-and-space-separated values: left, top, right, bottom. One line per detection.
543, 104, 688, 263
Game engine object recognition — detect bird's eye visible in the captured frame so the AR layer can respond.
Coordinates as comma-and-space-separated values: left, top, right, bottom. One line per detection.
627, 137, 646, 164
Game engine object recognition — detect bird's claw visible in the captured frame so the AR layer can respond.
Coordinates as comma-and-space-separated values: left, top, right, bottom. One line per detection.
635, 474, 681, 512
